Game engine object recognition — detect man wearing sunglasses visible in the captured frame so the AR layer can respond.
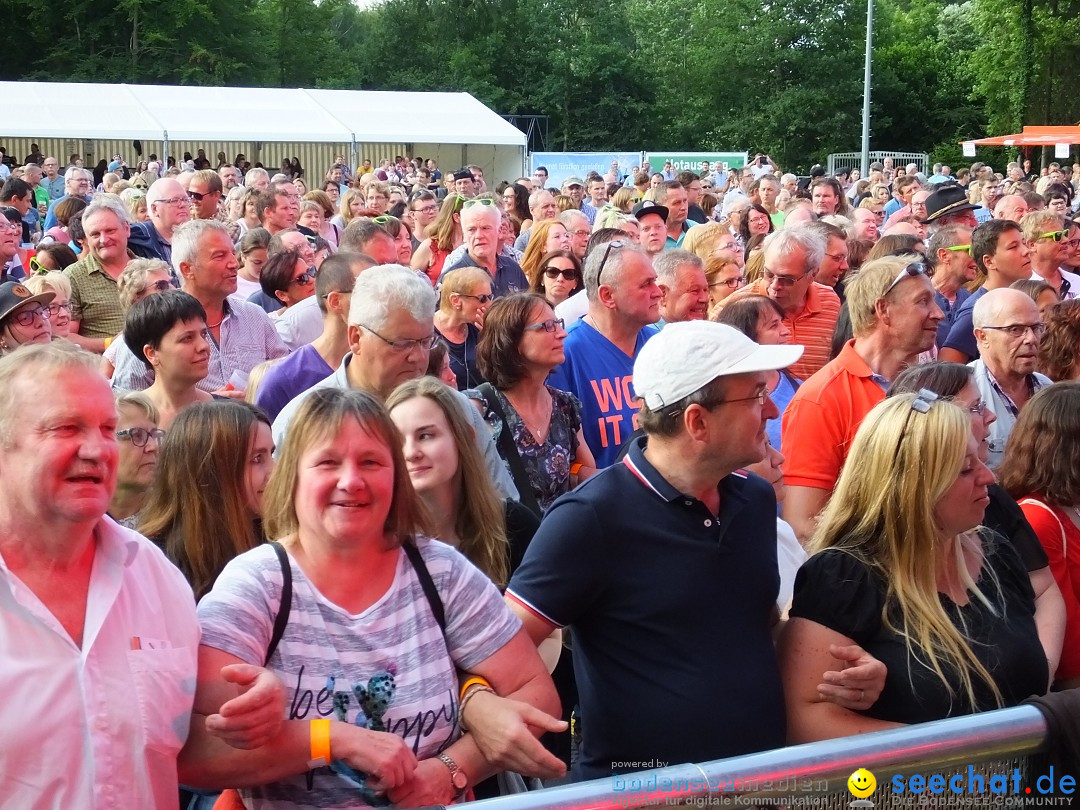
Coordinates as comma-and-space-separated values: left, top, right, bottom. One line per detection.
1023, 211, 1079, 300
188, 170, 239, 244
442, 200, 528, 299
783, 256, 943, 543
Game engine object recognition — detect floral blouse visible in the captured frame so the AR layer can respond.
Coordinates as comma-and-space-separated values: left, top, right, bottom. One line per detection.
468, 385, 583, 512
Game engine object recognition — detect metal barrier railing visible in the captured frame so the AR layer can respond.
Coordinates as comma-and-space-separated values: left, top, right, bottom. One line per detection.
467, 704, 1050, 809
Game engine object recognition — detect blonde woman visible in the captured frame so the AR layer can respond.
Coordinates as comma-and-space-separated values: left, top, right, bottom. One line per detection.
120, 187, 148, 222
331, 188, 365, 231
779, 393, 1051, 742
433, 266, 492, 390
23, 271, 74, 339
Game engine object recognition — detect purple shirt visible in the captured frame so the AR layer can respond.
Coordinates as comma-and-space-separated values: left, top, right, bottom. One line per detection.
254, 344, 335, 420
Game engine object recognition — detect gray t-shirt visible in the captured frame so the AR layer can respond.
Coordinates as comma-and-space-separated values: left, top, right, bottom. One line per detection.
198, 537, 520, 809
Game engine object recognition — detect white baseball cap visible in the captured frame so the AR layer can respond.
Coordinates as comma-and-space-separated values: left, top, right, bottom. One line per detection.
633, 321, 804, 410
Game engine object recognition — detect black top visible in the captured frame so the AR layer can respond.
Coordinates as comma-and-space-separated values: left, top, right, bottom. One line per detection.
984, 483, 1049, 571
790, 535, 1047, 724
507, 436, 786, 779
437, 322, 484, 390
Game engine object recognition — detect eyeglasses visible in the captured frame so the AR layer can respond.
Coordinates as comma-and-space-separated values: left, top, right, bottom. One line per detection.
360, 324, 439, 352
717, 387, 771, 407
824, 251, 848, 263
981, 322, 1047, 339
291, 266, 318, 287
187, 190, 217, 202
143, 279, 174, 294
458, 293, 494, 304
116, 427, 166, 448
413, 205, 438, 215
967, 399, 988, 416
884, 262, 927, 295
711, 276, 747, 289
946, 244, 973, 256
43, 301, 72, 317
596, 239, 629, 286
762, 267, 812, 288
543, 267, 578, 280
156, 197, 189, 206
1039, 230, 1067, 242
524, 317, 565, 333
9, 306, 46, 326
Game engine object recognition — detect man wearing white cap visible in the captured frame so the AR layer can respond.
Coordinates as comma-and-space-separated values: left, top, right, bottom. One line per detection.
509, 321, 885, 778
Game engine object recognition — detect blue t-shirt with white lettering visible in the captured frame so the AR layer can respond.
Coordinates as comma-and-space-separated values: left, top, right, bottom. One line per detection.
547, 318, 657, 467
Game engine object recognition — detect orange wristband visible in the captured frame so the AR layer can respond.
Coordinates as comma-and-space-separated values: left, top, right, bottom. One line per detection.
309, 718, 331, 768
459, 676, 491, 701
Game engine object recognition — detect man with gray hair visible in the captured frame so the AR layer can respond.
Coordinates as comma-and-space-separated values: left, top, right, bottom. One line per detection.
514, 188, 559, 251
559, 208, 591, 261
42, 166, 92, 230
270, 263, 517, 498
547, 240, 661, 466
64, 196, 137, 351
970, 288, 1052, 468
244, 166, 270, 191
654, 250, 708, 325
442, 200, 528, 297
721, 225, 841, 380
128, 177, 191, 267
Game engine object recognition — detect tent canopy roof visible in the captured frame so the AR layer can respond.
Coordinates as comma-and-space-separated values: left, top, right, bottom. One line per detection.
0, 81, 526, 146
964, 125, 1080, 147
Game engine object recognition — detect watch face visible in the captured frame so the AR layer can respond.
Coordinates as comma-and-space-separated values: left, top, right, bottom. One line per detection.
452, 770, 469, 790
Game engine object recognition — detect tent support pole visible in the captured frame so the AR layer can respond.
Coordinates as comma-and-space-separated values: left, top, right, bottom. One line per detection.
162, 131, 170, 173
351, 136, 358, 174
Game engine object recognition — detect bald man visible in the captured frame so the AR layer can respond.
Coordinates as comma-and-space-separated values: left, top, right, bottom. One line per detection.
128, 178, 191, 269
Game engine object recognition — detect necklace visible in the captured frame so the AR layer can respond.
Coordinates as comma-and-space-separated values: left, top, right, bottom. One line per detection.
507, 389, 551, 442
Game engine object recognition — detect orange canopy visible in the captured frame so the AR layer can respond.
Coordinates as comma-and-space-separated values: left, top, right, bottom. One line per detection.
963, 125, 1080, 146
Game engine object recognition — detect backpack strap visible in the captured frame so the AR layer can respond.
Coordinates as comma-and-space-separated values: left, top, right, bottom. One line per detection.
264, 541, 292, 665
477, 383, 542, 517
403, 540, 446, 635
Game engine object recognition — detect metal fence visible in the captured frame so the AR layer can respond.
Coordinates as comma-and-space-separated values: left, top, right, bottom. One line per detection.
463, 705, 1055, 809
828, 152, 930, 175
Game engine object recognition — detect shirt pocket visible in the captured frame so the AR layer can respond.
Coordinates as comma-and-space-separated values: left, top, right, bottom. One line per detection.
126, 646, 196, 754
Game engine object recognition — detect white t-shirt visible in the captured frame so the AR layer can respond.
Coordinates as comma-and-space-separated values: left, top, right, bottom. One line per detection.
198, 537, 520, 809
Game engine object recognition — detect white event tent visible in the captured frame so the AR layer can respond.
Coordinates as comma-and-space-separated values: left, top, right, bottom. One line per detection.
0, 81, 527, 183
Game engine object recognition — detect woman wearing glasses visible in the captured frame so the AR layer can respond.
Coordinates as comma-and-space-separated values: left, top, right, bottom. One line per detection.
779, 393, 1050, 742
23, 271, 73, 340
433, 267, 491, 390
107, 391, 164, 530
0, 280, 53, 354
469, 293, 596, 514
703, 256, 746, 318
530, 249, 583, 308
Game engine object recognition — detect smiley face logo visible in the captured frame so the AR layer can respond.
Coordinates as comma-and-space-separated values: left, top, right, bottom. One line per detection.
848, 768, 876, 799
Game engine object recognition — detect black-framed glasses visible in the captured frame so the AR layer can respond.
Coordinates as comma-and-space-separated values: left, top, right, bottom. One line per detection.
981, 322, 1046, 339
291, 266, 318, 287
43, 301, 72, 317
412, 204, 438, 215
359, 323, 439, 352
595, 239, 628, 287
762, 267, 812, 288
10, 306, 46, 327
458, 293, 494, 304
524, 317, 565, 333
884, 262, 927, 295
116, 427, 166, 448
543, 267, 578, 280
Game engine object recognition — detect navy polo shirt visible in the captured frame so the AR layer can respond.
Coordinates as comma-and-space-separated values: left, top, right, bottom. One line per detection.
507, 436, 786, 780
942, 286, 987, 360
442, 251, 529, 298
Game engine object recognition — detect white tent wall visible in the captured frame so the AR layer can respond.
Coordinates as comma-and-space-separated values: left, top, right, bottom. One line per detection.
413, 143, 525, 188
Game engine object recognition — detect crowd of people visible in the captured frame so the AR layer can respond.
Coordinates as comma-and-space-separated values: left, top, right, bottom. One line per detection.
3, 144, 1080, 809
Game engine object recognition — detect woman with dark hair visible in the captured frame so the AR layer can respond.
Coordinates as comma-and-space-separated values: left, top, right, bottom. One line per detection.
233, 227, 270, 302
1000, 382, 1080, 689
715, 294, 798, 450
866, 232, 924, 262
1039, 299, 1080, 380
92, 158, 109, 188
139, 400, 273, 600
291, 155, 304, 179
502, 182, 531, 235
739, 203, 774, 246
529, 249, 583, 308
260, 247, 316, 316
469, 293, 595, 513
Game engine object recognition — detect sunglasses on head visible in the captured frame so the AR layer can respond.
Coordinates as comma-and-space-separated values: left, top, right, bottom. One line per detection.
461, 198, 496, 209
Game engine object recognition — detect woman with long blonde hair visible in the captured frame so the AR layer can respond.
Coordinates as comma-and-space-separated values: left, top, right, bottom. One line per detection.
779, 393, 1050, 742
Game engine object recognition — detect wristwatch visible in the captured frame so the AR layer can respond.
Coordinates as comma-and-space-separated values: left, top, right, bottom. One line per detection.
437, 752, 469, 796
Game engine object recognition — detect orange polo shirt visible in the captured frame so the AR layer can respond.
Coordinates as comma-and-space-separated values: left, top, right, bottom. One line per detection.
724, 280, 841, 381
781, 339, 886, 491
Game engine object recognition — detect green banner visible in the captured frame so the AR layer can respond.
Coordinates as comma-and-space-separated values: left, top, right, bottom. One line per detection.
645, 152, 748, 175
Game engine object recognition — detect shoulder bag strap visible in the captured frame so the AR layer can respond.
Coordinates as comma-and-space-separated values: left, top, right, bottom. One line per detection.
477, 383, 542, 517
264, 541, 293, 665
1019, 498, 1067, 558
403, 540, 447, 636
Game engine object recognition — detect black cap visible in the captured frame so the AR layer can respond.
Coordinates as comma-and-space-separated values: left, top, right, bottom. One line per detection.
632, 199, 669, 222
922, 184, 979, 224
452, 169, 473, 182
0, 281, 54, 324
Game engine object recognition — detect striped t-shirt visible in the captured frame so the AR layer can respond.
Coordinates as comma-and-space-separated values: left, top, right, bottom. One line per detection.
198, 537, 521, 809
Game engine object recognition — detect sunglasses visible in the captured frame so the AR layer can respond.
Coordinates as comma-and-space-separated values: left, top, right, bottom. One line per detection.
461, 198, 496, 209
1039, 230, 1067, 242
458, 293, 494, 304
524, 317, 565, 333
543, 267, 578, 280
187, 190, 216, 203
292, 266, 318, 286
596, 239, 629, 286
372, 215, 398, 225
884, 261, 927, 295
946, 244, 972, 256
143, 279, 174, 294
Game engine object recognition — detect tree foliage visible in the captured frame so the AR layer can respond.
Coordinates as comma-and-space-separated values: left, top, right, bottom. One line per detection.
2, 0, 1078, 171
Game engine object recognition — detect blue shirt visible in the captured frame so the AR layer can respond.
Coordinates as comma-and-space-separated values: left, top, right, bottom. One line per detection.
942, 286, 987, 360
506, 436, 786, 779
546, 318, 657, 467
442, 251, 529, 298
934, 287, 972, 349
